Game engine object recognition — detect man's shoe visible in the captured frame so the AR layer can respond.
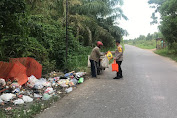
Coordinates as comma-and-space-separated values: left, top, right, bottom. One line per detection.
119, 76, 123, 78
113, 77, 120, 79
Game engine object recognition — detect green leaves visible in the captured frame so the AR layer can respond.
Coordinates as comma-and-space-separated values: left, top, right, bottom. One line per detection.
0, 0, 128, 73
149, 0, 177, 52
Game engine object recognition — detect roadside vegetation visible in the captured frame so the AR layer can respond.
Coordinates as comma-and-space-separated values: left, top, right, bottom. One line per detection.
0, 0, 127, 74
148, 0, 177, 62
124, 32, 162, 49
155, 48, 177, 62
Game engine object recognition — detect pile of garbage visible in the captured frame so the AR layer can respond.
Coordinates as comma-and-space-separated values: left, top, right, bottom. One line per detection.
0, 71, 86, 110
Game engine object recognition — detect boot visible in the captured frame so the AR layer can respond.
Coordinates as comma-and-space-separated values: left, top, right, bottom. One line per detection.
113, 76, 120, 79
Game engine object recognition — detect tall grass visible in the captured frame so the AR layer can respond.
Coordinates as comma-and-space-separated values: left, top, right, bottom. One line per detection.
155, 48, 177, 62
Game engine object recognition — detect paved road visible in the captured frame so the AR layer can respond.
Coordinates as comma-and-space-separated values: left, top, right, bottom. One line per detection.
36, 45, 177, 118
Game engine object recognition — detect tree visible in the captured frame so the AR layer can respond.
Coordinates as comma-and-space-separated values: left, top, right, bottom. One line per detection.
148, 0, 177, 52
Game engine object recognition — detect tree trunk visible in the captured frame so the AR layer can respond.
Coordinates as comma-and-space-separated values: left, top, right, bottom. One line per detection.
86, 27, 92, 45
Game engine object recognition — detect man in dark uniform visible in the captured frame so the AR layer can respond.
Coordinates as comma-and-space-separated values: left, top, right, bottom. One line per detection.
113, 40, 123, 79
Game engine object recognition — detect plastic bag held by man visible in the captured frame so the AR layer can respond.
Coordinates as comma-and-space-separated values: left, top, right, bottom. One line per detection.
112, 60, 119, 72
101, 56, 109, 68
106, 51, 113, 61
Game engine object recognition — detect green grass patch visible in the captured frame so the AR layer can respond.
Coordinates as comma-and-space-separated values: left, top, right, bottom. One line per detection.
155, 48, 177, 62
125, 40, 156, 49
134, 40, 156, 49
0, 110, 6, 118
0, 96, 60, 118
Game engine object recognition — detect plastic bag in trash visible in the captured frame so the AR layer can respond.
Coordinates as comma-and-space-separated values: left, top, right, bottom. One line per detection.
68, 82, 75, 86
53, 77, 60, 81
75, 72, 86, 78
44, 87, 54, 94
0, 78, 6, 86
101, 56, 109, 68
64, 72, 73, 77
0, 93, 15, 101
23, 95, 33, 102
65, 87, 73, 93
70, 78, 78, 85
42, 93, 52, 100
34, 78, 46, 89
58, 79, 68, 87
78, 78, 84, 84
43, 81, 51, 87
11, 82, 21, 89
34, 93, 42, 98
27, 75, 38, 88
12, 88, 20, 94
0, 98, 3, 103
13, 99, 24, 105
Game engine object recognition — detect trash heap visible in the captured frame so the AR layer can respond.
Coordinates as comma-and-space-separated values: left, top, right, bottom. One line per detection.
0, 58, 86, 111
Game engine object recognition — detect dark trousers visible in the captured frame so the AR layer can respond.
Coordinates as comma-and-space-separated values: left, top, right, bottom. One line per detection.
116, 61, 122, 77
90, 60, 97, 77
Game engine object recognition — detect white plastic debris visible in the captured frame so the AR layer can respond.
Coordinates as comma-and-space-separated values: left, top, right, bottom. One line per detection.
101, 56, 109, 68
0, 93, 15, 101
45, 87, 54, 94
13, 99, 24, 105
23, 95, 33, 102
65, 87, 73, 93
75, 72, 86, 78
34, 78, 46, 89
34, 93, 42, 98
0, 78, 6, 86
0, 98, 3, 103
43, 81, 51, 87
27, 75, 38, 88
12, 88, 20, 93
42, 93, 52, 100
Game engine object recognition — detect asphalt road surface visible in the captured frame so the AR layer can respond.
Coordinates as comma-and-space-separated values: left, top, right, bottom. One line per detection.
36, 45, 177, 118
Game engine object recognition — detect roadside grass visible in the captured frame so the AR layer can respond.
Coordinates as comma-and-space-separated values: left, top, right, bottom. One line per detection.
126, 39, 177, 62
0, 110, 6, 118
0, 95, 60, 118
155, 48, 177, 62
134, 40, 156, 49
126, 40, 156, 49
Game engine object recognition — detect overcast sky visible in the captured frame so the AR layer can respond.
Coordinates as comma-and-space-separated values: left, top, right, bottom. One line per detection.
118, 0, 159, 40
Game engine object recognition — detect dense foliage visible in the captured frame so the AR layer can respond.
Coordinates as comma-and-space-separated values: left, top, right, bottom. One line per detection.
148, 0, 177, 53
0, 0, 127, 73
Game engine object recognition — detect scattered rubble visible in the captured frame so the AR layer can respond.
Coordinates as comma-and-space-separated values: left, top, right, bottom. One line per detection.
0, 57, 87, 115
0, 71, 86, 111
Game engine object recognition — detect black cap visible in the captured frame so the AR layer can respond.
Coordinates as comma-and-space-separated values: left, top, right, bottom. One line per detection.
116, 40, 120, 43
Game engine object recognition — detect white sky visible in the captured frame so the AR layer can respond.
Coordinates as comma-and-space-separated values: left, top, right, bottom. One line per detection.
118, 0, 159, 40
